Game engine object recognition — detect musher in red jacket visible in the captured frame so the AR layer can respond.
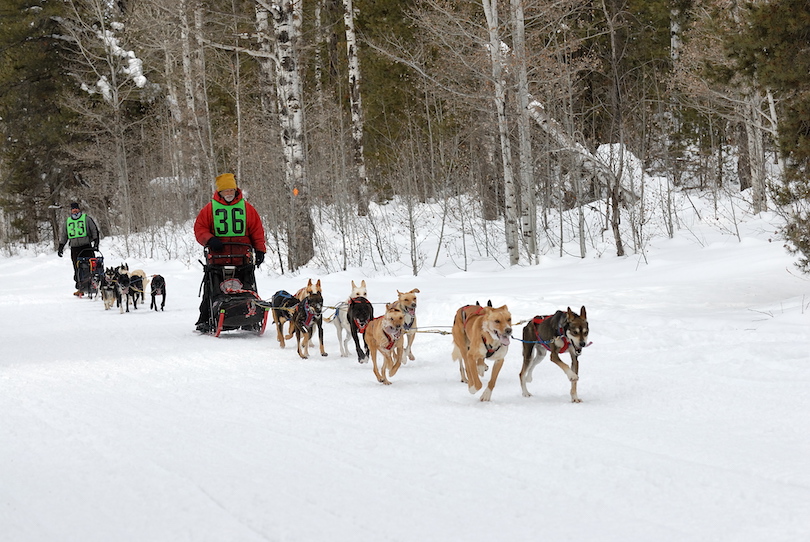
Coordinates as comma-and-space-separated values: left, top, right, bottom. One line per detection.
194, 173, 267, 331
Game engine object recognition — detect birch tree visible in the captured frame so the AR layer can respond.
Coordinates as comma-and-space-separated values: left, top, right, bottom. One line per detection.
510, 0, 536, 260
482, 0, 520, 265
264, 0, 314, 270
343, 0, 370, 216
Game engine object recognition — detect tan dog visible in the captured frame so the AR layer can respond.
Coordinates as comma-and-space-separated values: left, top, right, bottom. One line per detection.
451, 303, 513, 401
129, 269, 149, 303
394, 288, 420, 365
363, 302, 405, 385
520, 306, 589, 403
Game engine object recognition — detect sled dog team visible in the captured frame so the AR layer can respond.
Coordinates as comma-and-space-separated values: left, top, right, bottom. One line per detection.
99, 263, 166, 314
271, 279, 591, 403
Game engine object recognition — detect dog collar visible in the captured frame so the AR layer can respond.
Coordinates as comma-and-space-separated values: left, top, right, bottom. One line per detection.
482, 336, 501, 358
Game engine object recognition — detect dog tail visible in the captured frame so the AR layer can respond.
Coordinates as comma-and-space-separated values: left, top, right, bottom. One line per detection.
451, 343, 462, 363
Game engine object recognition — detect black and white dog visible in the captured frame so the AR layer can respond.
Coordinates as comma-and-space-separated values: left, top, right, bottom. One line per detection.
326, 280, 367, 357
101, 267, 117, 310
115, 264, 139, 313
150, 274, 166, 311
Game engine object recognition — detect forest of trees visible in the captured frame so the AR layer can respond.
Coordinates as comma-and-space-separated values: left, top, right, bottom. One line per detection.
0, 0, 808, 272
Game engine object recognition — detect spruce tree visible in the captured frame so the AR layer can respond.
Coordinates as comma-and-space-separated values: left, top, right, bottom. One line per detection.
729, 0, 810, 272
0, 0, 78, 243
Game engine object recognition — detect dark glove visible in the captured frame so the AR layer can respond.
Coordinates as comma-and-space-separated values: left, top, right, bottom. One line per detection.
206, 236, 224, 251
57, 247, 64, 258
255, 250, 265, 267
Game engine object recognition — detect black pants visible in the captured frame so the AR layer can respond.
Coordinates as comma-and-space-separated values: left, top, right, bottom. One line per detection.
70, 245, 93, 288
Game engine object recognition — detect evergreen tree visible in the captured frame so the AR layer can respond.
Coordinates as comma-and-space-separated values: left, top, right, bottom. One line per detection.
730, 0, 810, 271
0, 0, 78, 243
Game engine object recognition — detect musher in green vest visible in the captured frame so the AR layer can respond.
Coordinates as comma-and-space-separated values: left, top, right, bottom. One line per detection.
193, 173, 267, 332
57, 202, 100, 296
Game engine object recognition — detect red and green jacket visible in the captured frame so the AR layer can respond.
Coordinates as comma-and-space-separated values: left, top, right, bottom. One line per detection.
194, 189, 267, 253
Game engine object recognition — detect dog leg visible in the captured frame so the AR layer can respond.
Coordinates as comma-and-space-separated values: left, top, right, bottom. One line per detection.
549, 351, 579, 387
388, 349, 402, 377
383, 352, 398, 381
275, 316, 287, 348
451, 344, 467, 383
297, 329, 310, 359
370, 349, 390, 385
569, 353, 581, 403
405, 331, 416, 361
519, 347, 545, 397
463, 352, 483, 394
318, 321, 327, 357
480, 358, 505, 402
352, 326, 368, 363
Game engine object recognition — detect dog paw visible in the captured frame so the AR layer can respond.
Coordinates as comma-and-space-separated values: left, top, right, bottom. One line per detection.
571, 397, 582, 403
321, 352, 328, 357
567, 372, 579, 382
522, 391, 532, 398
480, 389, 493, 402
408, 353, 415, 361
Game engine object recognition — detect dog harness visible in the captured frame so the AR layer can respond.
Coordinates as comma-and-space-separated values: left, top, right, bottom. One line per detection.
351, 297, 372, 333
531, 315, 571, 353
460, 305, 484, 329
367, 315, 401, 350
403, 307, 416, 331
482, 336, 502, 358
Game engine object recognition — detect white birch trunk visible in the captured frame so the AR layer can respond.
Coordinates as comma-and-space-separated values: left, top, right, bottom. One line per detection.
482, 0, 519, 266
179, 0, 204, 201
742, 91, 767, 213
269, 0, 314, 269
193, 6, 216, 183
343, 0, 370, 216
510, 0, 536, 261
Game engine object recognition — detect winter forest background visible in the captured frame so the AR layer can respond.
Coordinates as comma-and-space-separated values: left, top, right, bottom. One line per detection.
1, 0, 809, 274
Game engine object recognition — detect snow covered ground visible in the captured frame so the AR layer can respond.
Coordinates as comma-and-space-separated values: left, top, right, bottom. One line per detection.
1, 199, 809, 541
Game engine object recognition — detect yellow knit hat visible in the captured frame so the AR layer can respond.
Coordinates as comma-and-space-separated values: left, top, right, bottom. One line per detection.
215, 173, 237, 192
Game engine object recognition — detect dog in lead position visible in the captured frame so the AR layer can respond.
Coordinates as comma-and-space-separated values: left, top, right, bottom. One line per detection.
364, 303, 405, 385
150, 274, 166, 311
520, 306, 589, 403
101, 267, 117, 310
451, 303, 512, 402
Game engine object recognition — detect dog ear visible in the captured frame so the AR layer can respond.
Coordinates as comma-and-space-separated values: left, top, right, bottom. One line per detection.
315, 279, 321, 292
487, 300, 493, 307
410, 288, 420, 294
579, 306, 586, 318
361, 280, 366, 288
351, 280, 357, 288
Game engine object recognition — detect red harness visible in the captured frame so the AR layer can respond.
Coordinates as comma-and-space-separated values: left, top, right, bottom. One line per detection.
351, 297, 372, 332
531, 315, 571, 353
367, 315, 400, 349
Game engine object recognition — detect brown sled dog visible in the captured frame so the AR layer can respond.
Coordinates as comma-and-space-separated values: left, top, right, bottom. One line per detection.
364, 303, 406, 385
451, 303, 513, 401
520, 306, 589, 403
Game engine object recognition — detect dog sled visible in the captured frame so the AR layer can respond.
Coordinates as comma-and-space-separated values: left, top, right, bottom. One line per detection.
197, 242, 268, 337
75, 247, 104, 299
